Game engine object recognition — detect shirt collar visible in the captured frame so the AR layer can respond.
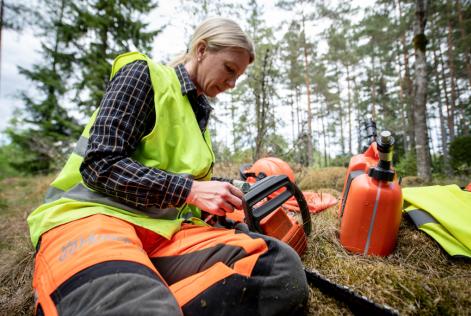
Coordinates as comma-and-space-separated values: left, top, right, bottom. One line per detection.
174, 63, 213, 111
175, 63, 197, 95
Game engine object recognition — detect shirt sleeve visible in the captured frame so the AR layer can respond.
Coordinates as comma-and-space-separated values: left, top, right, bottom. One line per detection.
80, 60, 193, 209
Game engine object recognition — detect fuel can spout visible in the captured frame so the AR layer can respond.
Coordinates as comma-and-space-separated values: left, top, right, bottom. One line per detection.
368, 131, 395, 182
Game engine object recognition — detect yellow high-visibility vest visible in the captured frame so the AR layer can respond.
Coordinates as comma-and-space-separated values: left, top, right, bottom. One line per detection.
403, 184, 471, 258
27, 52, 214, 247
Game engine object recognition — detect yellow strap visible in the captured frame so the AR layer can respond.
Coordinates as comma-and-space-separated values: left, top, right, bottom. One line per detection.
110, 52, 148, 79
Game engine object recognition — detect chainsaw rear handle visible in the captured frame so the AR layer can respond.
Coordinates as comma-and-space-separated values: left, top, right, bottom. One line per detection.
242, 175, 312, 235
239, 163, 253, 180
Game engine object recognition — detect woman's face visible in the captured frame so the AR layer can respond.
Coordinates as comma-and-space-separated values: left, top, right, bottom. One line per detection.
192, 44, 251, 97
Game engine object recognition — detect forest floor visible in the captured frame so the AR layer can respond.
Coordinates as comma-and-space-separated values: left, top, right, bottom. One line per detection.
0, 166, 470, 315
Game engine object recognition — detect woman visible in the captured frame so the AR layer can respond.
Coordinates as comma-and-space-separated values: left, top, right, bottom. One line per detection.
28, 17, 308, 315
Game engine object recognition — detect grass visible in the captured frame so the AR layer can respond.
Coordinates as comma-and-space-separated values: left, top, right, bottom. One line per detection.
0, 168, 470, 315
0, 175, 53, 316
304, 204, 471, 315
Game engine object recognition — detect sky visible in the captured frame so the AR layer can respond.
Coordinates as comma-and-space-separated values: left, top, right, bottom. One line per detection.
0, 1, 287, 144
0, 0, 376, 154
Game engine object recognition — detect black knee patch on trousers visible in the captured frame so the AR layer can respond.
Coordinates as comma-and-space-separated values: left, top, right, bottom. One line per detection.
151, 243, 248, 285
182, 232, 308, 316
182, 273, 260, 316
250, 233, 309, 316
53, 260, 181, 316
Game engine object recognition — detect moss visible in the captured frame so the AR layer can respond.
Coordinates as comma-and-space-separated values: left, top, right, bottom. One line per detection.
413, 34, 428, 53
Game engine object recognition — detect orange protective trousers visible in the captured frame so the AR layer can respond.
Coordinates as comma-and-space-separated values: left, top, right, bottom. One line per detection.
33, 214, 308, 315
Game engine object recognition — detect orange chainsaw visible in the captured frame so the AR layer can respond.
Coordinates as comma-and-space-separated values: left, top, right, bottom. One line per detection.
211, 174, 312, 256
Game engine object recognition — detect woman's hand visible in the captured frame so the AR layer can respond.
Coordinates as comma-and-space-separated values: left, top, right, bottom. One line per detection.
186, 181, 243, 216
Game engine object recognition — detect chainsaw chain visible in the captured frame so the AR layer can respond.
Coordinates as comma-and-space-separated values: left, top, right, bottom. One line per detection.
305, 269, 399, 316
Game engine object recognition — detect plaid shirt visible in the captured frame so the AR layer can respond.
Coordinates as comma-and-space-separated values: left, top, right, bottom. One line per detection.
80, 61, 212, 209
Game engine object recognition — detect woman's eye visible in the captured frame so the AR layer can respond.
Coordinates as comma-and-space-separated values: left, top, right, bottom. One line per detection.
225, 65, 235, 75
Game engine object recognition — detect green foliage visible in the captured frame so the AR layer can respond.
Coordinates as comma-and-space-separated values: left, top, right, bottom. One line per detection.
7, 0, 82, 174
69, 0, 161, 114
230, 0, 280, 161
4, 128, 67, 175
395, 151, 417, 177
0, 145, 19, 180
329, 154, 350, 167
449, 135, 471, 172
7, 0, 162, 175
1, 1, 33, 31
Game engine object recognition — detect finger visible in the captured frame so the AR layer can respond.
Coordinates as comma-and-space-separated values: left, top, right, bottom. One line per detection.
219, 200, 235, 213
225, 193, 242, 210
207, 207, 225, 216
228, 184, 244, 198
212, 208, 226, 216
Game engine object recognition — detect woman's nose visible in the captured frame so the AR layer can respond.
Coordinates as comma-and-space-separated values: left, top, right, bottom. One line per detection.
226, 78, 236, 89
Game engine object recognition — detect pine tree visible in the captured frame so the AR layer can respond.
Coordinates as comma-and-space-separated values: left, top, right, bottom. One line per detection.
280, 21, 308, 165
228, 0, 281, 161
7, 0, 80, 173
69, 0, 161, 114
277, 0, 319, 166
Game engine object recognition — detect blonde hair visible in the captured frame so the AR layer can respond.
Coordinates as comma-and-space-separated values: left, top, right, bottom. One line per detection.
168, 17, 255, 67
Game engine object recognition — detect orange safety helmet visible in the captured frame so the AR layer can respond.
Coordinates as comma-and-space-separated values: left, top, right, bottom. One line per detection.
241, 157, 295, 184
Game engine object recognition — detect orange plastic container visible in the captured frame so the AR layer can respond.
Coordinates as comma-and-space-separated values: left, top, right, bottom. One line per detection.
339, 175, 402, 256
339, 131, 402, 256
338, 142, 379, 217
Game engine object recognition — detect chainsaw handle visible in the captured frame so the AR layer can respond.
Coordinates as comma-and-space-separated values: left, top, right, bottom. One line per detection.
242, 175, 312, 235
239, 163, 253, 180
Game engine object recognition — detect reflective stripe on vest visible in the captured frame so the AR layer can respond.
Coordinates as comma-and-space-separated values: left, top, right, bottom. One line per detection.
73, 135, 89, 157
406, 208, 438, 227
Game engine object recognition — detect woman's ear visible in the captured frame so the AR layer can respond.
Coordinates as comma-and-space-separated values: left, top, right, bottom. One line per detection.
196, 41, 207, 62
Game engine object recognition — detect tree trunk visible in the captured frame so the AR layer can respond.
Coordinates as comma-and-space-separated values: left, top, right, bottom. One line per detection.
351, 76, 362, 153
346, 62, 353, 154
431, 18, 453, 175
254, 49, 271, 160
455, 0, 471, 88
295, 87, 301, 137
394, 0, 409, 151
413, 0, 432, 182
320, 106, 327, 167
370, 54, 377, 119
396, 40, 409, 152
230, 95, 237, 153
396, 0, 416, 152
254, 49, 269, 161
290, 94, 295, 145
336, 66, 345, 155
301, 16, 313, 166
446, 0, 458, 140
437, 38, 454, 141
454, 83, 469, 134
48, 0, 66, 100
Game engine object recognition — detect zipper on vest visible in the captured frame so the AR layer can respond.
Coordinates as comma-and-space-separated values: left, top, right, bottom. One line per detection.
195, 161, 214, 180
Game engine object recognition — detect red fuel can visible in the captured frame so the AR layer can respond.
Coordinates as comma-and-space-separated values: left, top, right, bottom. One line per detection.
339, 131, 402, 256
